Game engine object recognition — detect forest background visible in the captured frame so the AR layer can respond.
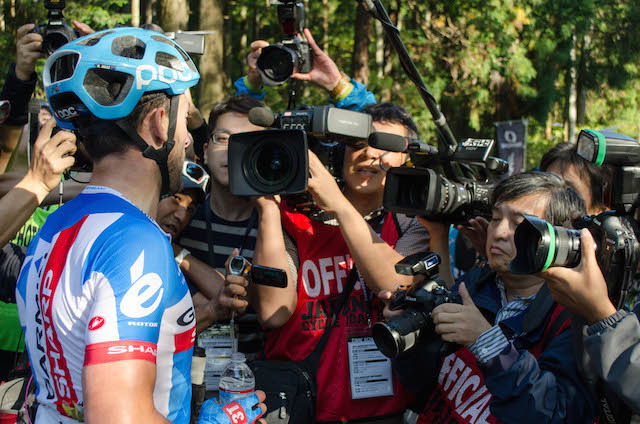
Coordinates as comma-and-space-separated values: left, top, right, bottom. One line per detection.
0, 0, 639, 169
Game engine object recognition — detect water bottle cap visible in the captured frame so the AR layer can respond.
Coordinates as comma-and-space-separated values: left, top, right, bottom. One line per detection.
230, 352, 246, 363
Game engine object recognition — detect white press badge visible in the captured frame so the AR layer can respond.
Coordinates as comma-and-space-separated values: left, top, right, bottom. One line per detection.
347, 335, 394, 399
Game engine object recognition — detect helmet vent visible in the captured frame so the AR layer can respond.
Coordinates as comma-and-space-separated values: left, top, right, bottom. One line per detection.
155, 52, 184, 72
111, 36, 146, 60
49, 53, 79, 83
83, 68, 134, 106
77, 30, 115, 47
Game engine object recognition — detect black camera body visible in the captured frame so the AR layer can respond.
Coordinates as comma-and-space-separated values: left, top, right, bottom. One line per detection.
31, 0, 79, 55
372, 253, 460, 358
511, 212, 640, 309
257, 1, 313, 86
383, 138, 499, 222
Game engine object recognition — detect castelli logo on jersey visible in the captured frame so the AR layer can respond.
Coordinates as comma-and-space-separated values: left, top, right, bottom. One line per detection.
135, 64, 194, 91
88, 316, 105, 331
120, 251, 164, 318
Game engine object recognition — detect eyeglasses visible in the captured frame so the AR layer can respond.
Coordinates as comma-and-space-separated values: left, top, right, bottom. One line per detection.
183, 160, 210, 188
211, 132, 230, 146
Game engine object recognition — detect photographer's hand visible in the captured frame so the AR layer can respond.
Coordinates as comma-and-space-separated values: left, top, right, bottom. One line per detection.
72, 20, 96, 37
538, 229, 617, 324
220, 249, 250, 316
291, 28, 343, 92
247, 40, 269, 91
418, 217, 454, 289
307, 150, 349, 215
15, 24, 44, 81
454, 217, 489, 258
432, 283, 492, 346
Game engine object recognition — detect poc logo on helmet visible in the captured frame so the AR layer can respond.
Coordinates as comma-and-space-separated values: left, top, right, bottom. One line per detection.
56, 106, 78, 119
135, 64, 194, 91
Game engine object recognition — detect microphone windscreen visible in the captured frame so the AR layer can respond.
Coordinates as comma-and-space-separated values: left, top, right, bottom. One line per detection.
368, 132, 409, 152
28, 98, 42, 114
248, 107, 276, 127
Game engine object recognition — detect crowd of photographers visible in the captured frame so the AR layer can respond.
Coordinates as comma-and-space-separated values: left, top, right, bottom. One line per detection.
0, 4, 639, 424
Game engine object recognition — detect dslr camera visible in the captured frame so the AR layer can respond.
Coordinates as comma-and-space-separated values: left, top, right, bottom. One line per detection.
372, 253, 460, 358
31, 0, 79, 56
257, 1, 312, 86
383, 138, 507, 222
510, 129, 640, 309
228, 106, 371, 196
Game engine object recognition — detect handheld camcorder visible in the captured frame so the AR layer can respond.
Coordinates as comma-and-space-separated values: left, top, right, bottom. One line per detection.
257, 1, 312, 86
382, 138, 506, 222
30, 0, 79, 56
228, 255, 288, 288
228, 106, 371, 196
510, 129, 640, 309
372, 253, 460, 358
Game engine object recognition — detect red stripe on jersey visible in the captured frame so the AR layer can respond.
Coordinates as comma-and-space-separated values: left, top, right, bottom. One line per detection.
174, 327, 195, 353
39, 216, 88, 417
84, 341, 158, 365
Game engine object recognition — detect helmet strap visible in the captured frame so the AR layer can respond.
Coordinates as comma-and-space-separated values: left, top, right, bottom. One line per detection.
115, 95, 180, 196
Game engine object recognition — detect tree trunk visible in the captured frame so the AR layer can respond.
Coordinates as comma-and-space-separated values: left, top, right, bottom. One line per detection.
198, 0, 225, 116
143, 0, 156, 25
223, 1, 232, 82
566, 33, 578, 144
131, 0, 140, 27
375, 20, 384, 79
577, 32, 591, 125
321, 0, 329, 51
351, 3, 370, 85
159, 0, 189, 32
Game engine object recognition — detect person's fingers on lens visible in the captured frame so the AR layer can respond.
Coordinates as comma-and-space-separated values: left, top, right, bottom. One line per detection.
432, 303, 464, 315
17, 23, 36, 40
303, 28, 322, 55
250, 40, 269, 51
435, 323, 457, 335
224, 248, 240, 270
72, 20, 95, 36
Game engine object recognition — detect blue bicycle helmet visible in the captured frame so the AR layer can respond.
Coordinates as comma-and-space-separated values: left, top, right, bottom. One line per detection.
43, 27, 200, 195
44, 27, 199, 130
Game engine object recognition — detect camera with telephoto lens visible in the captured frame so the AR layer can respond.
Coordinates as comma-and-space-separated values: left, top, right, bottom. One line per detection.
510, 129, 640, 309
257, 1, 312, 86
228, 106, 372, 196
383, 138, 504, 222
372, 253, 461, 358
30, 0, 79, 56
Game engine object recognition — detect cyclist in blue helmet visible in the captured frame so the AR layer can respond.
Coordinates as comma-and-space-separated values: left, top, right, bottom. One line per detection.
14, 27, 268, 424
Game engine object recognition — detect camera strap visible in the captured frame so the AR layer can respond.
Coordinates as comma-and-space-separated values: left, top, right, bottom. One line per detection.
302, 266, 358, 370
204, 196, 258, 266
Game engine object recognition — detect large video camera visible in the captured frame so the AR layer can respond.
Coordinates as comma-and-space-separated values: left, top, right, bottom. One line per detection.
510, 129, 640, 309
382, 138, 508, 222
30, 0, 79, 56
257, 1, 312, 86
372, 253, 460, 358
228, 106, 371, 196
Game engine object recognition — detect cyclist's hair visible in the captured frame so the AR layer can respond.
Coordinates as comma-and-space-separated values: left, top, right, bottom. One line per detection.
208, 94, 266, 137
539, 141, 612, 211
362, 102, 419, 139
87, 91, 170, 162
491, 171, 586, 225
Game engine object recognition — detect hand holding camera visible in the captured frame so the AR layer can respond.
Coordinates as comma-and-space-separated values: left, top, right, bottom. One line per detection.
538, 229, 617, 324
290, 28, 343, 93
15, 23, 45, 81
307, 149, 348, 215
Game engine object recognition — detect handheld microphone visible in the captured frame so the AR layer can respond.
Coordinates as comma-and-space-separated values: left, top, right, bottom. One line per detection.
248, 107, 279, 128
368, 132, 438, 155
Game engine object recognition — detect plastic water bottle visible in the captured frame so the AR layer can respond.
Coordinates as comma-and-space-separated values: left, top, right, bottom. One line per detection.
218, 352, 255, 403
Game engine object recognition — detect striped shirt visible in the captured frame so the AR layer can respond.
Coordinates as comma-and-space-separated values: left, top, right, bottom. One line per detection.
177, 199, 257, 274
468, 279, 536, 363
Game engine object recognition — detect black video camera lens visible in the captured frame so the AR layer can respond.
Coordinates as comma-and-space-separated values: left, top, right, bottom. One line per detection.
249, 140, 295, 190
510, 214, 582, 274
373, 311, 430, 358
257, 45, 296, 86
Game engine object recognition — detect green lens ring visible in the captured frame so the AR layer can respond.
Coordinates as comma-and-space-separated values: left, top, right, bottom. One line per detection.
542, 222, 556, 271
585, 129, 606, 165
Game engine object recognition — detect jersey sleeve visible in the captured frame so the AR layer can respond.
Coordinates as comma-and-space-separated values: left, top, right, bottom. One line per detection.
83, 219, 177, 366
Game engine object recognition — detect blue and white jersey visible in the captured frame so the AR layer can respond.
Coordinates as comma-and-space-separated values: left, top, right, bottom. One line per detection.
16, 186, 195, 424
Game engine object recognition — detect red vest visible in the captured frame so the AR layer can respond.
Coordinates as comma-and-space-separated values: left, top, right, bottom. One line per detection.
417, 305, 571, 424
264, 208, 412, 422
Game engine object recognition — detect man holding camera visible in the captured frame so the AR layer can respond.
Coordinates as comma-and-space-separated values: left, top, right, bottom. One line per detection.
391, 171, 597, 424
249, 102, 429, 423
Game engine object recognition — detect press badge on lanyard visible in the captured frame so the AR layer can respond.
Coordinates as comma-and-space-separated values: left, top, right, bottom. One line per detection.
346, 278, 394, 399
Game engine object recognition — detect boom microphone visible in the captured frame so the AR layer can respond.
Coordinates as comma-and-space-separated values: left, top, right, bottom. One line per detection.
368, 132, 438, 155
248, 107, 279, 128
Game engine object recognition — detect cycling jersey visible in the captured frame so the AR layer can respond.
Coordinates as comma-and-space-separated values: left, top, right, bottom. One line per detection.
16, 186, 195, 424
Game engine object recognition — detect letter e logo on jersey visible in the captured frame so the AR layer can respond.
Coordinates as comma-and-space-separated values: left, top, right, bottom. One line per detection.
222, 402, 248, 424
120, 251, 165, 318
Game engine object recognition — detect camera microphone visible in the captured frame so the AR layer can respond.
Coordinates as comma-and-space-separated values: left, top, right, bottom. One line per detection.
248, 107, 279, 128
486, 157, 509, 175
368, 132, 438, 155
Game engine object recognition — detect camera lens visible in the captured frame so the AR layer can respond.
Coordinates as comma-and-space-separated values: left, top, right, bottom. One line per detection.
43, 31, 72, 55
245, 139, 297, 193
257, 45, 297, 86
372, 311, 430, 358
510, 214, 582, 274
